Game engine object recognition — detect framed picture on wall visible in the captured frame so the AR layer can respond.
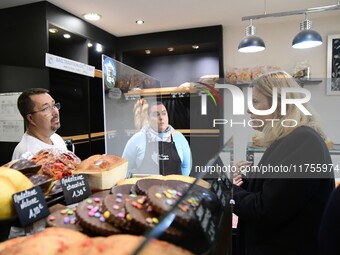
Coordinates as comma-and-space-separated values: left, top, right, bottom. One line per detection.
327, 34, 340, 95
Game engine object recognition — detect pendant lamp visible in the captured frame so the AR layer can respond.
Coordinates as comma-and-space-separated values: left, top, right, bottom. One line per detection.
238, 20, 265, 53
292, 17, 323, 49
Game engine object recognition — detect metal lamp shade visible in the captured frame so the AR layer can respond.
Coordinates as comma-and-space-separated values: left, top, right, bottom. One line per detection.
292, 29, 323, 49
238, 35, 266, 53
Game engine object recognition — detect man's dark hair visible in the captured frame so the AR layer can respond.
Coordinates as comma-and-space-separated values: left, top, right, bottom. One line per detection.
17, 88, 49, 124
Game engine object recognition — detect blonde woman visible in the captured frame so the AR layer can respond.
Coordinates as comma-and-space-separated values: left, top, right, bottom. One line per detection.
232, 71, 335, 255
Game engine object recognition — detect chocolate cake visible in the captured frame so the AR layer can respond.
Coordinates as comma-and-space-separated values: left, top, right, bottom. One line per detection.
46, 208, 82, 232
164, 180, 218, 210
135, 178, 164, 195
76, 197, 120, 236
146, 185, 200, 228
124, 194, 184, 239
102, 193, 136, 232
110, 184, 134, 195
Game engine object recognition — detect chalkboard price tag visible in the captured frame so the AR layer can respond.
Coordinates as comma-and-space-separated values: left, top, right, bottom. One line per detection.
194, 203, 217, 245
61, 174, 92, 205
12, 186, 49, 227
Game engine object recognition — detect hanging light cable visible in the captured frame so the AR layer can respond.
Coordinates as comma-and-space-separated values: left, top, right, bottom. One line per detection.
238, 19, 266, 53
292, 13, 323, 49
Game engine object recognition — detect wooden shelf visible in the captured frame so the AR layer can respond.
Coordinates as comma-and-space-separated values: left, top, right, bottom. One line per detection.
225, 78, 322, 88
124, 87, 199, 99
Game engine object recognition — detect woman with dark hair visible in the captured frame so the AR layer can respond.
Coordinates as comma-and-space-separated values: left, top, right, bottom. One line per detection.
122, 101, 191, 176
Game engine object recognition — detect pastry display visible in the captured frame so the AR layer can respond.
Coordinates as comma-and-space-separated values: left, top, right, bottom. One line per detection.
225, 66, 281, 84
102, 194, 136, 232
0, 227, 89, 255
147, 185, 200, 228
3, 159, 41, 175
110, 184, 134, 195
135, 178, 165, 195
74, 154, 128, 190
124, 195, 184, 239
46, 208, 82, 232
0, 228, 193, 255
31, 148, 81, 180
76, 197, 121, 236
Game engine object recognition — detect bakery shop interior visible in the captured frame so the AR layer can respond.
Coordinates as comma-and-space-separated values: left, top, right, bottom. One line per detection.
0, 1, 339, 254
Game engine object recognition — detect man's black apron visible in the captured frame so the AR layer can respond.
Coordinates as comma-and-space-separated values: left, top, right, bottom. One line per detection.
138, 134, 182, 175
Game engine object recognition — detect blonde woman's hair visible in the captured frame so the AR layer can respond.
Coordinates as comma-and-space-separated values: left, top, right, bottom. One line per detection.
250, 70, 326, 146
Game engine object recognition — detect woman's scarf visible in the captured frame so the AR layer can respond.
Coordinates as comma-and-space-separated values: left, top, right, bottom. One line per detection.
142, 124, 174, 142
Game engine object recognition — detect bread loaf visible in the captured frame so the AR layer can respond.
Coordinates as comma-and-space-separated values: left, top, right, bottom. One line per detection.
75, 154, 128, 190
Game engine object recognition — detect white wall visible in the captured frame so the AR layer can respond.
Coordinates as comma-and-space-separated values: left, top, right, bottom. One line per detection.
222, 14, 340, 160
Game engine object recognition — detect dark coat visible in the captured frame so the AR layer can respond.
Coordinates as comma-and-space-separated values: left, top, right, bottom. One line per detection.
319, 185, 340, 255
233, 126, 335, 255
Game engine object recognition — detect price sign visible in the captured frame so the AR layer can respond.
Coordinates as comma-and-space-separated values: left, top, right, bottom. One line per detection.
12, 186, 49, 227
195, 179, 233, 255
60, 174, 91, 205
194, 203, 217, 245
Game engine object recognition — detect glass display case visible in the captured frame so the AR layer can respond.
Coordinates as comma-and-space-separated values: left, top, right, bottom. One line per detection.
101, 56, 234, 254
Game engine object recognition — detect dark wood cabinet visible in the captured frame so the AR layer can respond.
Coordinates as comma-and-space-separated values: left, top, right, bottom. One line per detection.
0, 2, 224, 168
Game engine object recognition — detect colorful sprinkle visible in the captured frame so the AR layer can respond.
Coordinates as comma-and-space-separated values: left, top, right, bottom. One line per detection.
103, 211, 110, 219
152, 218, 159, 224
99, 216, 105, 222
94, 197, 101, 203
155, 193, 162, 198
86, 198, 93, 204
132, 201, 143, 209
116, 198, 122, 203
48, 215, 55, 221
113, 205, 120, 210
63, 217, 70, 224
94, 212, 101, 218
126, 214, 132, 221
117, 212, 125, 218
146, 217, 153, 224
166, 199, 174, 205
137, 198, 144, 204
70, 217, 77, 224
116, 193, 123, 197
60, 209, 67, 215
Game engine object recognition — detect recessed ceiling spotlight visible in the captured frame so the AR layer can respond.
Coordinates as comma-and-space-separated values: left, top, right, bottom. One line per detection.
168, 47, 174, 52
49, 28, 58, 33
192, 45, 199, 49
63, 34, 71, 39
83, 13, 102, 21
96, 44, 103, 52
136, 20, 144, 25
145, 49, 151, 54
88, 42, 93, 47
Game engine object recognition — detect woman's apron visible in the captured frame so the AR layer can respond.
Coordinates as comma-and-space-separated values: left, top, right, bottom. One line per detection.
138, 134, 182, 175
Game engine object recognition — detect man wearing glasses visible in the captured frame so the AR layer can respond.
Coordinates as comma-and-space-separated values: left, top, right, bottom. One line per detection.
12, 88, 67, 160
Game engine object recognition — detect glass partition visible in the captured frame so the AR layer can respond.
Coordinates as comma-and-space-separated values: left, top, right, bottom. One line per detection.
102, 55, 161, 175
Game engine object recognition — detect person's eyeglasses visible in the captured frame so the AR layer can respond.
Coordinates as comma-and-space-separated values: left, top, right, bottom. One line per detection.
28, 102, 61, 115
